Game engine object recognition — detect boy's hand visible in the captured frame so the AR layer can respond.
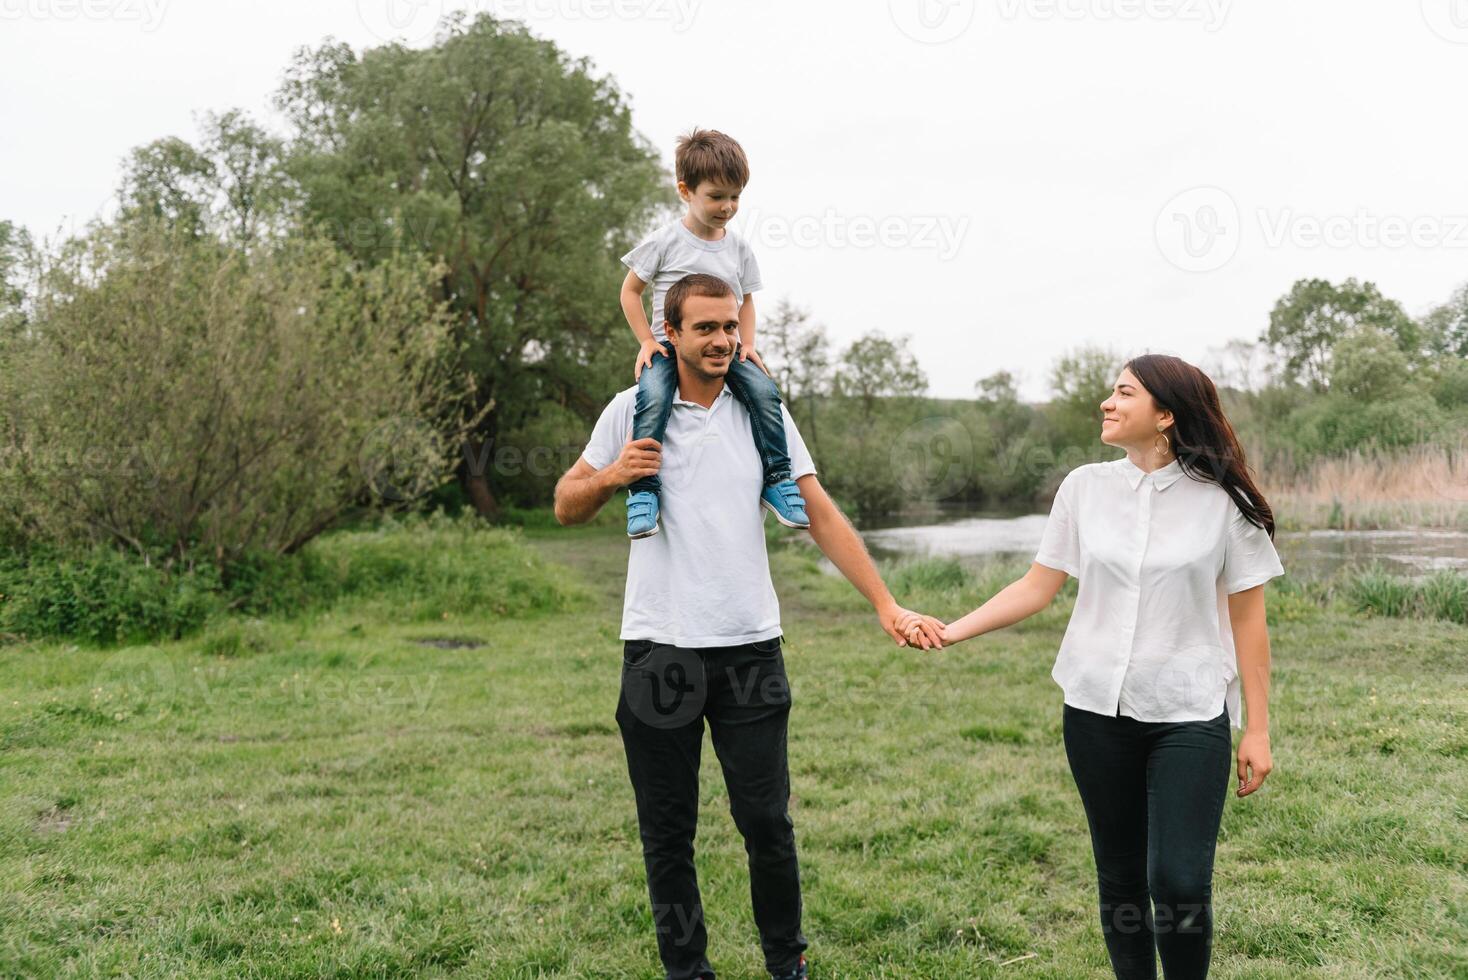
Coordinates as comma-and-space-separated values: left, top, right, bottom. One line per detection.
635, 339, 670, 381
605, 437, 661, 488
738, 346, 772, 378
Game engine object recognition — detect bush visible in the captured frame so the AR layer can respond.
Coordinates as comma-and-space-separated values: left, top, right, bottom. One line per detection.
0, 220, 478, 563
0, 546, 223, 646
0, 510, 580, 645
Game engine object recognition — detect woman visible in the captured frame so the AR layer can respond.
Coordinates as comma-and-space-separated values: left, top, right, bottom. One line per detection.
916, 354, 1283, 979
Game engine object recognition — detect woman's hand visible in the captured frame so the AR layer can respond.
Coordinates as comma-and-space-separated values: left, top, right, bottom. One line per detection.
888, 606, 946, 650
635, 339, 669, 381
1236, 730, 1272, 797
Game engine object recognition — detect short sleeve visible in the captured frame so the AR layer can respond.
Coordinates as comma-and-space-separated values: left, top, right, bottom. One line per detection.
739, 239, 763, 294
1034, 470, 1080, 577
580, 390, 635, 471
1222, 505, 1284, 594
782, 405, 816, 480
621, 232, 663, 283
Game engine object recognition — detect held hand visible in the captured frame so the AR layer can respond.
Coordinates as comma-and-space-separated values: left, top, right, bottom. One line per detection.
881, 604, 946, 650
1236, 730, 1272, 797
634, 340, 670, 381
738, 346, 772, 378
607, 437, 661, 488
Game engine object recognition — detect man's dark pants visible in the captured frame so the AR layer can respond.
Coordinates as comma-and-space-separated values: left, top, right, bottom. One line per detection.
616, 635, 808, 980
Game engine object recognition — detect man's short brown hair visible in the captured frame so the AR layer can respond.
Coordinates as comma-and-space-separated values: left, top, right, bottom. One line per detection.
675, 128, 750, 192
664, 273, 735, 333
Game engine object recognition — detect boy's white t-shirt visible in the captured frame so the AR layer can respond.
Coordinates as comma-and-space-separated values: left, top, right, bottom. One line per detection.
621, 221, 762, 343
580, 384, 816, 647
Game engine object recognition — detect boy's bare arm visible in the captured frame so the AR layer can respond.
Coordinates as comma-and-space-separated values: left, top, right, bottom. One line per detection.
622, 270, 669, 380
737, 293, 769, 374
737, 291, 756, 349
620, 270, 655, 344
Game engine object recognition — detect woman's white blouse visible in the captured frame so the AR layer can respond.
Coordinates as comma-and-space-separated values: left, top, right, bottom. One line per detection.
1034, 457, 1284, 730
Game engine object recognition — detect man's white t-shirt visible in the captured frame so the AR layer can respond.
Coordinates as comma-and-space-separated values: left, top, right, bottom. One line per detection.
580, 383, 816, 647
621, 222, 762, 343
1034, 456, 1285, 730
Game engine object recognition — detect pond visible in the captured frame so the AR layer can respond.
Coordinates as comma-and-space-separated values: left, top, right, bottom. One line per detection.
844, 507, 1468, 581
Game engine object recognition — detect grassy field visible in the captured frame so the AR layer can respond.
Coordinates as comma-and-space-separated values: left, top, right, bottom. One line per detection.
1, 524, 1465, 978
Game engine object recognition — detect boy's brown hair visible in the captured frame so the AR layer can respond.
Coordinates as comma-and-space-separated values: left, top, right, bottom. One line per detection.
664, 273, 735, 332
674, 128, 750, 191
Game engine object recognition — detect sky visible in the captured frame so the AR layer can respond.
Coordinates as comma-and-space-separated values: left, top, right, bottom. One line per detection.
4, 0, 1468, 401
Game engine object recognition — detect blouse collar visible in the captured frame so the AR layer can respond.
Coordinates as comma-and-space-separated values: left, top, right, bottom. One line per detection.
1116, 456, 1185, 492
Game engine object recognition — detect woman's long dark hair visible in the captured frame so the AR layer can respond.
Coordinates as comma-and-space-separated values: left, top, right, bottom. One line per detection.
1124, 354, 1275, 538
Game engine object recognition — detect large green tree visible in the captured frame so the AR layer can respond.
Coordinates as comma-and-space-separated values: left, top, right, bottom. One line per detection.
1264, 278, 1419, 391
272, 13, 669, 516
1421, 281, 1468, 360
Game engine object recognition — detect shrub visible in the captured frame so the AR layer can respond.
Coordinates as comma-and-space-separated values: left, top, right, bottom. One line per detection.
0, 220, 478, 563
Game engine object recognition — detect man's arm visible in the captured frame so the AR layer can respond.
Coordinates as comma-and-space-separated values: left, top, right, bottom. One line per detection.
797, 473, 945, 649
554, 437, 661, 526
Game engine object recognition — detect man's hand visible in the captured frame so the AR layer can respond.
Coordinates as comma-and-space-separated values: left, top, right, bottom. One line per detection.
635, 339, 670, 381
880, 603, 946, 650
606, 437, 661, 488
738, 346, 771, 378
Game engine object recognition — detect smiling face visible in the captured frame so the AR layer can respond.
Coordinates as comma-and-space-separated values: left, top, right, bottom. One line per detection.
678, 178, 741, 236
1099, 367, 1174, 450
665, 291, 740, 381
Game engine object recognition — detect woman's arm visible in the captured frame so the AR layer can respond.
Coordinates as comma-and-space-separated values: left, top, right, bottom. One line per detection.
1228, 584, 1273, 797
942, 563, 1070, 644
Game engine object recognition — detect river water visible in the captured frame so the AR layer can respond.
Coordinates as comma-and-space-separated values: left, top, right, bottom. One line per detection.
851, 507, 1468, 580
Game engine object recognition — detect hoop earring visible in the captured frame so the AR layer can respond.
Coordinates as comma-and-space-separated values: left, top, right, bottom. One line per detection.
1154, 426, 1171, 456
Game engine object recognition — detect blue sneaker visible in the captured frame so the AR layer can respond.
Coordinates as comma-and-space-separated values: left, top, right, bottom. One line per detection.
771, 955, 807, 980
760, 479, 810, 529
626, 491, 660, 539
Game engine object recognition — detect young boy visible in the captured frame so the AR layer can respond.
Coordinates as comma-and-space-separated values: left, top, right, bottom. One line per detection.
618, 128, 809, 539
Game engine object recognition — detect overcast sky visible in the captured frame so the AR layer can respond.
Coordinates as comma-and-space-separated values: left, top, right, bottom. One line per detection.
5, 0, 1467, 401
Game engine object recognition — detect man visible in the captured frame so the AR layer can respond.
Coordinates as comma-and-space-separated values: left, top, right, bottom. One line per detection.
554, 272, 944, 980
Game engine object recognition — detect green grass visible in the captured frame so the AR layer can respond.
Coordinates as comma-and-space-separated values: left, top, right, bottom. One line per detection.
0, 526, 1465, 977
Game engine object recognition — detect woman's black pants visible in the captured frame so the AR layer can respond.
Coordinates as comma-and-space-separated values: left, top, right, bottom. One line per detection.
1062, 703, 1233, 980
